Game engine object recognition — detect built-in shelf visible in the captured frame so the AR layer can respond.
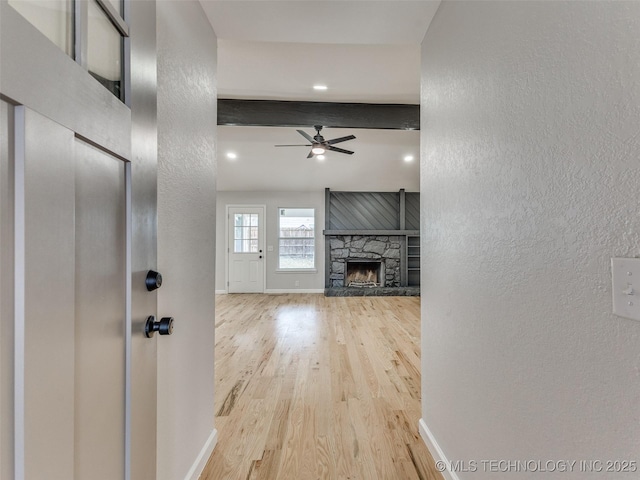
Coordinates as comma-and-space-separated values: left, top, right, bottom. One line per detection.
407, 235, 420, 287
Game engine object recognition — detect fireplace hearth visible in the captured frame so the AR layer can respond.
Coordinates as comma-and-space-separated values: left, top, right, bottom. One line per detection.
346, 261, 383, 287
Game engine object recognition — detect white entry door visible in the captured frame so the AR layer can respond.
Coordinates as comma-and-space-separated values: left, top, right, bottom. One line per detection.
1, 2, 158, 478
228, 206, 265, 293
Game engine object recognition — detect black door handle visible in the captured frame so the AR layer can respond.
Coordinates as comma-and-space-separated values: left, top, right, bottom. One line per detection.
145, 316, 174, 338
259, 255, 263, 259
145, 270, 163, 291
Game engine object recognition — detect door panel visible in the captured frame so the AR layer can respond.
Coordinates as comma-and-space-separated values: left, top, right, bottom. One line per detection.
74, 139, 126, 480
23, 108, 76, 480
249, 261, 259, 282
228, 207, 264, 293
18, 108, 129, 480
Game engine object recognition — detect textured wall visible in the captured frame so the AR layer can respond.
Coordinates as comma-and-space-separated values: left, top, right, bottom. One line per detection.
420, 1, 640, 478
157, 1, 217, 479
215, 191, 325, 292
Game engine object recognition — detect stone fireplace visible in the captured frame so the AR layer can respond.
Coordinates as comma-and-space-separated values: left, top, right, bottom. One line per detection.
328, 235, 401, 288
323, 188, 420, 297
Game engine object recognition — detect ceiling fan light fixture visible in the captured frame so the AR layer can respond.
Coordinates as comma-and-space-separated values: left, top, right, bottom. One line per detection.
274, 126, 355, 157
311, 145, 326, 155
317, 155, 326, 161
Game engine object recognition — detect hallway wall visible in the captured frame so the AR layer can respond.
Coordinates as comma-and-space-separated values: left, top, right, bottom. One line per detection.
420, 1, 640, 478
157, 1, 217, 479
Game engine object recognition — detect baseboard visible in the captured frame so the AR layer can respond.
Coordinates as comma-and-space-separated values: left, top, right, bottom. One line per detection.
264, 289, 324, 294
419, 418, 460, 480
184, 428, 218, 480
215, 290, 227, 295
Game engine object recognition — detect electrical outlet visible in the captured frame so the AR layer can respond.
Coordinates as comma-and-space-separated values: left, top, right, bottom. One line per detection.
295, 280, 299, 287
267, 245, 274, 252
611, 257, 640, 321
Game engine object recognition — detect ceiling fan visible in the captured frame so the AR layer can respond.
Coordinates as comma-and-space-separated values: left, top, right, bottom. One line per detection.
275, 125, 356, 158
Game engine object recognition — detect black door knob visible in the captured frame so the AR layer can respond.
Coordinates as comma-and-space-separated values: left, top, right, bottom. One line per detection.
145, 316, 174, 338
145, 270, 163, 291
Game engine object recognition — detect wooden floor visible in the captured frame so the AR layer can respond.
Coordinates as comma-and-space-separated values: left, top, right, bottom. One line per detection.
201, 294, 443, 480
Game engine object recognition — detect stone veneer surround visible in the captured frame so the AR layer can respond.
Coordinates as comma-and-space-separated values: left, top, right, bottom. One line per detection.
328, 235, 401, 288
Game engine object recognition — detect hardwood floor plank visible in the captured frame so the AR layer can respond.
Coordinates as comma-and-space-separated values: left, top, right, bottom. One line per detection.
202, 294, 443, 480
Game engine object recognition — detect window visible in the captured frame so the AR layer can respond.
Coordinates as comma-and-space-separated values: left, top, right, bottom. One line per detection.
233, 213, 259, 253
278, 208, 315, 270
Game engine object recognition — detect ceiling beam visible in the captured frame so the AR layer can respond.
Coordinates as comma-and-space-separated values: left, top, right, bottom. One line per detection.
217, 99, 420, 130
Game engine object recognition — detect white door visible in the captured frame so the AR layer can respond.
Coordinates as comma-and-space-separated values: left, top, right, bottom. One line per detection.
228, 206, 265, 293
1, 2, 158, 479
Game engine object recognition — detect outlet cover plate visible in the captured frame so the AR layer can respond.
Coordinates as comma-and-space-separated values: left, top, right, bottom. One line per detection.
611, 257, 640, 321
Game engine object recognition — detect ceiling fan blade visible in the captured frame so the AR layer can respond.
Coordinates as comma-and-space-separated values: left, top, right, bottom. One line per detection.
307, 150, 315, 159
327, 145, 354, 155
274, 144, 312, 147
326, 135, 356, 145
296, 129, 315, 143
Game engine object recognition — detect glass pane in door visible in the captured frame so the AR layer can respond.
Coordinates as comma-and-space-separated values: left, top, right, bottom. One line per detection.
8, 0, 73, 55
233, 214, 259, 253
87, 0, 123, 100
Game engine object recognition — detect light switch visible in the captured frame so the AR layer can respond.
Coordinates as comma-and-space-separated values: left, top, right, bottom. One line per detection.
267, 245, 274, 252
611, 257, 640, 321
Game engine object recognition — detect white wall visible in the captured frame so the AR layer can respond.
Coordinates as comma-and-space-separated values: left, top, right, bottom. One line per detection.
157, 2, 217, 479
420, 2, 640, 478
216, 191, 325, 293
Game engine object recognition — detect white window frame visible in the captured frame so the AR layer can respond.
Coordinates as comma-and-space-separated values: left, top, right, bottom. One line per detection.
276, 207, 317, 273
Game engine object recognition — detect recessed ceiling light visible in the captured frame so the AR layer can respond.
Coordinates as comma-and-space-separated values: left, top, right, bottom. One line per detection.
317, 155, 326, 161
226, 152, 237, 160
404, 155, 414, 162
313, 85, 328, 91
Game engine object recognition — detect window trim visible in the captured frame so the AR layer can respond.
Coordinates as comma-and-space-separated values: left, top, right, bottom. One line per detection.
95, 0, 129, 37
277, 207, 316, 272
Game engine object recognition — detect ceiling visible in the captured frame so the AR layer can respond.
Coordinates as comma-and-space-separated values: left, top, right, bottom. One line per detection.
218, 126, 420, 191
200, 0, 441, 192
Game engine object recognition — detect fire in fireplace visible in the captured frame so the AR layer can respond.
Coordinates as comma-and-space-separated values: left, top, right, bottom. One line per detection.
345, 261, 383, 288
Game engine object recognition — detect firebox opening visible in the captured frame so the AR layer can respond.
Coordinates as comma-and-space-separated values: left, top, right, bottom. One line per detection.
345, 261, 384, 288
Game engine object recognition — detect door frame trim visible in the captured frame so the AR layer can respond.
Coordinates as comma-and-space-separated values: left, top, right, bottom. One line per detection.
13, 105, 26, 480
225, 204, 266, 294
124, 161, 132, 480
